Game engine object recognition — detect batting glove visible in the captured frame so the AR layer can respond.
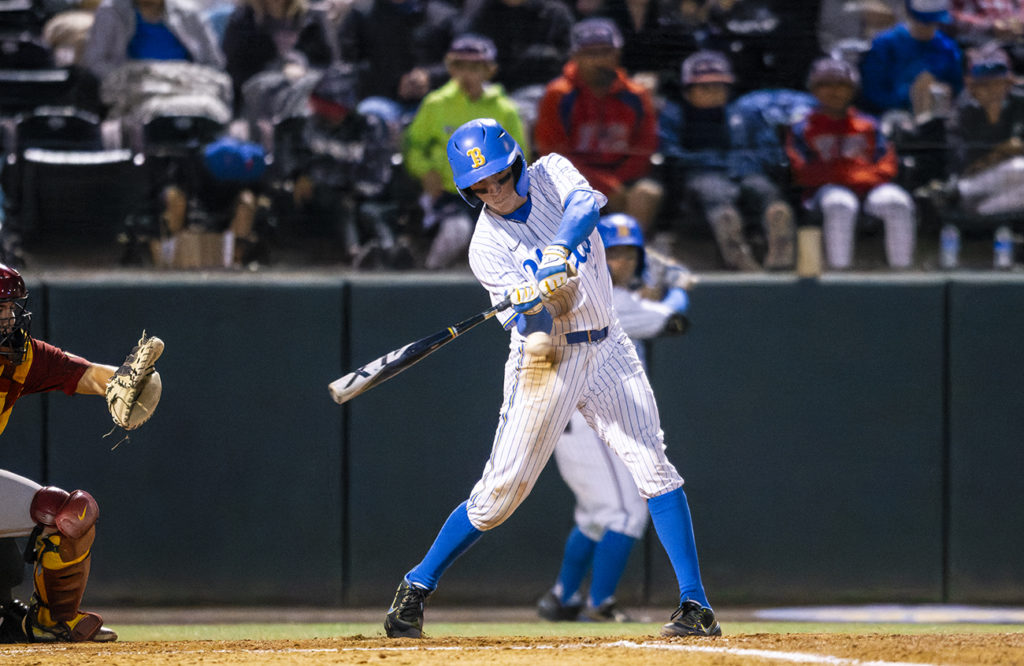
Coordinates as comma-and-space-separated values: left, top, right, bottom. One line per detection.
536, 245, 577, 297
507, 282, 543, 315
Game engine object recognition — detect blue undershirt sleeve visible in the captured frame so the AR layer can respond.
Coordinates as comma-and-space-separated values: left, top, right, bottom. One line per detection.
551, 190, 602, 250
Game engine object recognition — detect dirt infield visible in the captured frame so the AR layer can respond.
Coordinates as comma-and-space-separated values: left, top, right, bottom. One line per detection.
3, 632, 1024, 665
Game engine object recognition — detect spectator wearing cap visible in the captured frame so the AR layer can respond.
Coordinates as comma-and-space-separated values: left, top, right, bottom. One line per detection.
402, 34, 529, 269
787, 57, 917, 270
456, 0, 574, 94
859, 0, 964, 118
534, 18, 663, 233
222, 0, 335, 113
658, 50, 795, 271
282, 63, 412, 268
947, 45, 1024, 218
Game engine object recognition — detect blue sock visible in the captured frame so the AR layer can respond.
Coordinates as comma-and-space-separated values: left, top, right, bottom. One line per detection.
647, 487, 710, 608
588, 530, 637, 607
554, 526, 597, 604
406, 502, 483, 591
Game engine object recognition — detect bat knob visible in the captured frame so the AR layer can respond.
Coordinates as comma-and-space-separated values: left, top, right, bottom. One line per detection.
328, 379, 347, 404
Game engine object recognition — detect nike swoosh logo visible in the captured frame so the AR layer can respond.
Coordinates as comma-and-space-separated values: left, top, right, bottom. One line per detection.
78, 506, 87, 520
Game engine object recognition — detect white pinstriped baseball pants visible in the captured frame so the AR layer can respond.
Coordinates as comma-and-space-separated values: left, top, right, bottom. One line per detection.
0, 469, 41, 538
466, 325, 684, 531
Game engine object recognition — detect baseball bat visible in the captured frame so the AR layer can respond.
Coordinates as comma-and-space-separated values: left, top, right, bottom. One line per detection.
328, 296, 513, 405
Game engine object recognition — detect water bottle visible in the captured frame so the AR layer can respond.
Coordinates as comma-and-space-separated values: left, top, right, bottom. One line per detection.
939, 224, 960, 269
994, 225, 1014, 270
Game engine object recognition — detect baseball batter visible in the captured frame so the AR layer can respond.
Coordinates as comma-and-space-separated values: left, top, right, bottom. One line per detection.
538, 213, 694, 623
0, 264, 162, 643
384, 118, 720, 639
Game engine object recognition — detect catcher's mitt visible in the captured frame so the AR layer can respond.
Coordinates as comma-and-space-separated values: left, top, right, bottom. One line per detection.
106, 332, 164, 431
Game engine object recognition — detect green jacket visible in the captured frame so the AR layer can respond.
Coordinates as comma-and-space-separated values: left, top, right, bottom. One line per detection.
403, 80, 530, 194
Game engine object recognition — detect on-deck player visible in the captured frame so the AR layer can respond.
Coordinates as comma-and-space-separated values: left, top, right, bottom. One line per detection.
538, 213, 694, 623
383, 118, 720, 639
0, 263, 125, 643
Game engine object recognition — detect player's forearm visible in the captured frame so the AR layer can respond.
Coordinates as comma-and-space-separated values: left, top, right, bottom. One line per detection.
75, 363, 118, 395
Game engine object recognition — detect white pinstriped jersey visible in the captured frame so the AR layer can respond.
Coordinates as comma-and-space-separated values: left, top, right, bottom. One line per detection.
468, 153, 610, 341
460, 153, 684, 532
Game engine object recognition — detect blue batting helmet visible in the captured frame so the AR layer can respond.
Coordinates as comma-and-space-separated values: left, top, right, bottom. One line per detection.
447, 118, 529, 205
598, 214, 646, 276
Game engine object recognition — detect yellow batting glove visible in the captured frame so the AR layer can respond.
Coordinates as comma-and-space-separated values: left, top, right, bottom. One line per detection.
536, 245, 577, 297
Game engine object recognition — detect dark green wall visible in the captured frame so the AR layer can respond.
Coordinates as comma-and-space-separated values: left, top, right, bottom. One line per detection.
2, 273, 1020, 606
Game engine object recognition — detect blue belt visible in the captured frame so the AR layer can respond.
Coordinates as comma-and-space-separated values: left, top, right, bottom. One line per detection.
565, 327, 608, 344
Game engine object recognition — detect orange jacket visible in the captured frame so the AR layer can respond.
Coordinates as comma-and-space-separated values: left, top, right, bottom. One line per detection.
534, 62, 658, 196
786, 107, 898, 199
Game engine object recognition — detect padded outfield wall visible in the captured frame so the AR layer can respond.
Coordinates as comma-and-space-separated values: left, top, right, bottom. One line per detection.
2, 272, 1021, 607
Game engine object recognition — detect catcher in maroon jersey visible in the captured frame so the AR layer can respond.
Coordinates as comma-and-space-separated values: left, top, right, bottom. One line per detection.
0, 263, 163, 643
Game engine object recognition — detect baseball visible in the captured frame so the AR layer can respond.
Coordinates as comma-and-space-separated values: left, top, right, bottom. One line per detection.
525, 331, 553, 357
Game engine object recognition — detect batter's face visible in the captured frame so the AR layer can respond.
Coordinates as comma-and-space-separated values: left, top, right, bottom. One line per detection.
605, 245, 640, 287
469, 166, 526, 215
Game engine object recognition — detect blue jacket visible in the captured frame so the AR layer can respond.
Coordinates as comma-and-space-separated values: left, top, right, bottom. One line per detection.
658, 88, 816, 181
859, 24, 963, 114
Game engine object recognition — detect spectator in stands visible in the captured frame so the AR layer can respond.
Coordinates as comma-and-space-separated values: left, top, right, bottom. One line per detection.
818, 0, 904, 61
284, 64, 411, 268
860, 0, 963, 191
787, 57, 917, 270
81, 0, 224, 82
587, 0, 700, 92
222, 0, 335, 112
947, 45, 1024, 216
951, 0, 1024, 52
658, 50, 795, 271
859, 0, 963, 118
534, 18, 663, 233
696, 0, 818, 94
403, 35, 528, 269
335, 0, 457, 125
151, 135, 272, 269
456, 0, 574, 95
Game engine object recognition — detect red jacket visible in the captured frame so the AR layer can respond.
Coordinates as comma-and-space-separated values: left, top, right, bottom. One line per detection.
534, 62, 658, 196
786, 106, 898, 199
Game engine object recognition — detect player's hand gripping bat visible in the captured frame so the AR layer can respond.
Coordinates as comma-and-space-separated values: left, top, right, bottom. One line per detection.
328, 297, 512, 405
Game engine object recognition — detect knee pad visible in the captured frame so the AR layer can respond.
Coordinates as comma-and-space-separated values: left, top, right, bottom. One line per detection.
30, 487, 99, 540
26, 489, 98, 625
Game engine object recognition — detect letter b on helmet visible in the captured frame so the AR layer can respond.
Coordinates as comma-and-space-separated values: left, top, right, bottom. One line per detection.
447, 118, 529, 204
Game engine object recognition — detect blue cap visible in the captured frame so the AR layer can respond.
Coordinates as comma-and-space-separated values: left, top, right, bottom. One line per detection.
905, 0, 950, 24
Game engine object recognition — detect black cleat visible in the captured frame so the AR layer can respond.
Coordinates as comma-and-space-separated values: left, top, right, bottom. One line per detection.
660, 600, 722, 637
0, 598, 28, 643
536, 589, 581, 622
579, 598, 633, 622
384, 579, 430, 638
